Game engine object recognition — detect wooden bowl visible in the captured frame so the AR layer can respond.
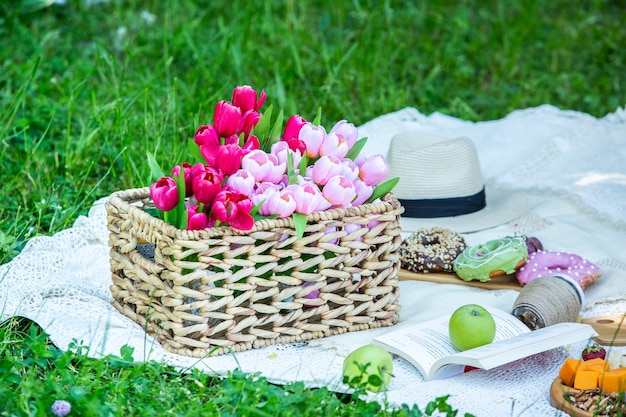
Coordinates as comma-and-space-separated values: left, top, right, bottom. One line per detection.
549, 378, 593, 417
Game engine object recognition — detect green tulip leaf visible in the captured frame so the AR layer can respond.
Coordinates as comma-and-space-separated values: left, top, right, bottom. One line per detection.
287, 151, 298, 185
188, 139, 204, 163
254, 104, 273, 151
268, 108, 284, 148
146, 151, 165, 182
366, 177, 399, 204
297, 153, 308, 176
292, 212, 307, 240
172, 167, 188, 230
312, 106, 322, 126
345, 137, 367, 161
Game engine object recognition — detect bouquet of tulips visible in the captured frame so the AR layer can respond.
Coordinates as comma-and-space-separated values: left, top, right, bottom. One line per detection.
148, 85, 397, 238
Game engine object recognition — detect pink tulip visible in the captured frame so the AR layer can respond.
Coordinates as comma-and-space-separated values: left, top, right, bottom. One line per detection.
187, 205, 209, 230
319, 132, 349, 159
231, 85, 266, 113
318, 225, 339, 245
340, 159, 360, 182
287, 181, 331, 214
344, 223, 363, 242
194, 124, 220, 148
150, 176, 179, 211
261, 188, 296, 218
271, 141, 302, 173
330, 120, 359, 149
213, 101, 242, 137
298, 123, 326, 159
283, 114, 307, 141
322, 175, 356, 208
302, 281, 319, 300
251, 182, 281, 209
191, 164, 223, 205
172, 162, 193, 197
211, 190, 254, 231
225, 169, 256, 196
357, 154, 389, 186
352, 178, 373, 206
241, 149, 285, 183
311, 155, 343, 186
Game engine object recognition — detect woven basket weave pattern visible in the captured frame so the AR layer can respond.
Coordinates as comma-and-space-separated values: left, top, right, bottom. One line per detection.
106, 187, 403, 357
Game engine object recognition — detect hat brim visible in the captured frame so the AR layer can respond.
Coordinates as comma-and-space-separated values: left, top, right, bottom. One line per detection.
399, 187, 529, 234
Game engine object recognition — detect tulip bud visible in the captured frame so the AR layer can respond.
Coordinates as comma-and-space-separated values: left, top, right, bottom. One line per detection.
232, 85, 266, 113
150, 177, 179, 211
213, 101, 242, 138
283, 114, 307, 141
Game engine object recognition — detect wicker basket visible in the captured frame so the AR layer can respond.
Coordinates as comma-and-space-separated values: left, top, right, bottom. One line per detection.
106, 187, 404, 357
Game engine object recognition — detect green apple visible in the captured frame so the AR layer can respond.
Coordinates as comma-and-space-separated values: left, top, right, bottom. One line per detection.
342, 344, 393, 392
448, 304, 496, 351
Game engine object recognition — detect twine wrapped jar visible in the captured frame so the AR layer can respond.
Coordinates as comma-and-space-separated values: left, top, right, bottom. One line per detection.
106, 187, 404, 357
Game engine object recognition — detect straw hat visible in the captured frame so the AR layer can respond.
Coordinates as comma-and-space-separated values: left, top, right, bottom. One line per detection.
387, 132, 529, 233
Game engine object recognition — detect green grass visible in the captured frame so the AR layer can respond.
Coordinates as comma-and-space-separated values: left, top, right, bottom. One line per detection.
1, 0, 625, 415
0, 318, 461, 416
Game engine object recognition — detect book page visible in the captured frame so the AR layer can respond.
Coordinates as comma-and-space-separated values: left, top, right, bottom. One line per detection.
371, 306, 531, 380
440, 322, 598, 372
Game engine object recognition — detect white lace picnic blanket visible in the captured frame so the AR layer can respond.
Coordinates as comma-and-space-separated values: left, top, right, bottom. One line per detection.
2, 105, 625, 416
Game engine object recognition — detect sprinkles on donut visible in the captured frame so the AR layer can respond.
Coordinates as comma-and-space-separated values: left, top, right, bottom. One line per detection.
399, 227, 467, 273
516, 250, 601, 288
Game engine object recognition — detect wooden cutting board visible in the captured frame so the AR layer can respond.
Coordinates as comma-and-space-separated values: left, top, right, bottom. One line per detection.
398, 268, 522, 291
582, 315, 626, 346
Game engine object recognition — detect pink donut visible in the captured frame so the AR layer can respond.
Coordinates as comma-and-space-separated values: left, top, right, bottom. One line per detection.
516, 250, 601, 288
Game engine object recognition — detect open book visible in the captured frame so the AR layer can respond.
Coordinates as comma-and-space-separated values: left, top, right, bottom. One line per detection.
371, 307, 598, 380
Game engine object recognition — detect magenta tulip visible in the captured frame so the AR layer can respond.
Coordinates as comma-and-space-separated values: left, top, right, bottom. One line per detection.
211, 190, 254, 230
238, 110, 262, 139
194, 124, 219, 148
283, 114, 307, 141
187, 205, 209, 230
214, 143, 245, 176
242, 135, 260, 153
283, 136, 307, 154
213, 101, 242, 138
172, 162, 193, 197
191, 164, 223, 205
232, 85, 266, 113
150, 176, 179, 211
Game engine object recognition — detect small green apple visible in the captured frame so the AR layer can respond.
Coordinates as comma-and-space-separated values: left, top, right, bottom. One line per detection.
448, 304, 496, 351
342, 344, 393, 392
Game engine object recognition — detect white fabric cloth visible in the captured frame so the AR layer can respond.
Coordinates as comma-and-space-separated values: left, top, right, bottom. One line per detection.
2, 105, 626, 416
